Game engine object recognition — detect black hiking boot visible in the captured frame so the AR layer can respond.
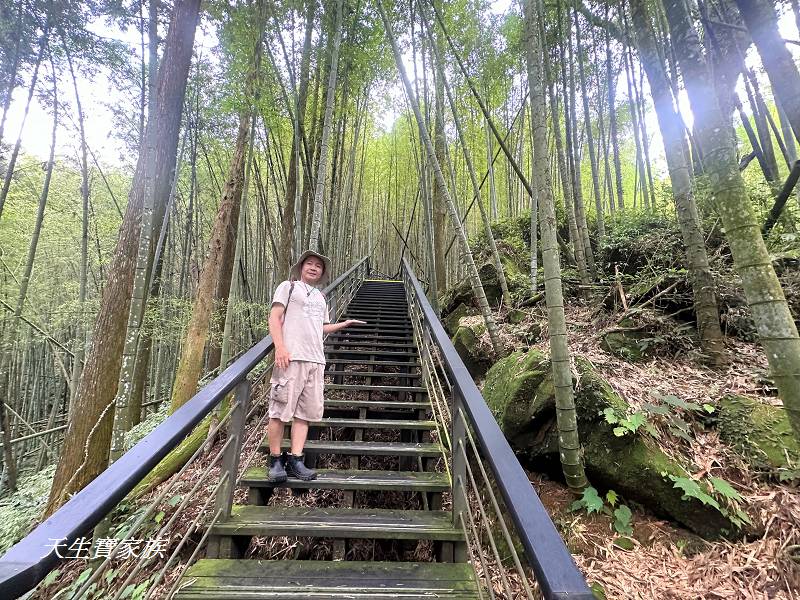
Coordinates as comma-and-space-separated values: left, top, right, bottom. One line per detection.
267, 452, 287, 483
285, 453, 317, 481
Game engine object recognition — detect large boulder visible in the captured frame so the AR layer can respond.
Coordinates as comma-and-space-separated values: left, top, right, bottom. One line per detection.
482, 350, 742, 538
717, 394, 799, 474
452, 321, 492, 378
441, 262, 507, 315
443, 302, 472, 336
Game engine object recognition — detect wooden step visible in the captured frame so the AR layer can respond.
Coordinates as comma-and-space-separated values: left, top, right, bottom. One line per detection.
211, 506, 463, 541
325, 340, 417, 349
347, 302, 408, 308
324, 398, 429, 410
325, 383, 426, 393
325, 370, 421, 379
325, 349, 418, 357
349, 303, 407, 307
325, 359, 420, 368
176, 559, 480, 599
268, 439, 443, 457
313, 417, 435, 430
333, 330, 413, 337
343, 312, 409, 317
345, 302, 408, 314
337, 322, 413, 328
241, 468, 449, 492
328, 334, 414, 342
341, 318, 410, 324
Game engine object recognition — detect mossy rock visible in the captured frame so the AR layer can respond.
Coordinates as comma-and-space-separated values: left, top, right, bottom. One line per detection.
600, 320, 660, 362
717, 394, 799, 472
507, 308, 527, 324
441, 262, 506, 314
452, 322, 492, 378
580, 429, 737, 539
482, 350, 741, 538
483, 349, 551, 445
443, 302, 472, 336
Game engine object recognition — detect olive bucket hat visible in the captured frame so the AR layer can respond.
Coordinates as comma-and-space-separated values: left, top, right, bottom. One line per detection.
290, 250, 332, 288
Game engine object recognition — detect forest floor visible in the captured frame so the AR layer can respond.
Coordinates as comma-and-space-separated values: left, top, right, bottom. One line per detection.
479, 300, 800, 599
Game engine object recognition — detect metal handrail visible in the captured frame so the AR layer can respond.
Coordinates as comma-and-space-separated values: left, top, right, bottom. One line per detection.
0, 256, 369, 599
401, 257, 592, 600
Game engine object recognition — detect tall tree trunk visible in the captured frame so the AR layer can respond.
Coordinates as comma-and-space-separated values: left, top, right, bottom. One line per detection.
565, 6, 596, 277
631, 0, 724, 362
424, 20, 512, 306
65, 35, 91, 404
546, 17, 589, 285
0, 54, 58, 492
0, 31, 45, 220
384, 0, 504, 355
432, 21, 448, 292
309, 0, 344, 252
606, 7, 624, 210
278, 0, 316, 278
663, 0, 800, 441
735, 0, 800, 145
745, 74, 780, 187
621, 8, 651, 210
45, 0, 201, 516
529, 107, 539, 291
0, 0, 25, 148
574, 3, 605, 242
170, 113, 250, 412
524, 0, 587, 492
485, 117, 499, 220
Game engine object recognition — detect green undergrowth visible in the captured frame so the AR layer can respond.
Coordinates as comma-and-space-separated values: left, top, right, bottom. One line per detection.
124, 402, 169, 451
0, 465, 55, 553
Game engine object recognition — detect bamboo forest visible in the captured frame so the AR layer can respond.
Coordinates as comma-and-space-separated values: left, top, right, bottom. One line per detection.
1, 0, 799, 597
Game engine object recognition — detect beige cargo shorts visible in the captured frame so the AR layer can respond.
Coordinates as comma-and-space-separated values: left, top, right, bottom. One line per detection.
269, 361, 325, 423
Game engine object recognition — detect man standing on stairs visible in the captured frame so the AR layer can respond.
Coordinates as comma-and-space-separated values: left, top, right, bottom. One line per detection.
267, 250, 365, 483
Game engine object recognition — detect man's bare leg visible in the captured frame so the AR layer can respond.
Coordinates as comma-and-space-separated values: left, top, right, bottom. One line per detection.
268, 418, 285, 455
290, 418, 309, 455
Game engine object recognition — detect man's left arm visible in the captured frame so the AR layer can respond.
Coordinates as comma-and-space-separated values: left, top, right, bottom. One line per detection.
322, 319, 365, 334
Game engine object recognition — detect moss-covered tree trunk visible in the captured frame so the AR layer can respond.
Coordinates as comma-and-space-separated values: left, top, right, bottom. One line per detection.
45, 0, 200, 517
136, 13, 265, 494
524, 0, 588, 492
630, 0, 725, 362
663, 0, 800, 440
169, 115, 250, 413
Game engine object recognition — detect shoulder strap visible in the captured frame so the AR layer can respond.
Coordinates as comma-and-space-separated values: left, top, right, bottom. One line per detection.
282, 281, 295, 323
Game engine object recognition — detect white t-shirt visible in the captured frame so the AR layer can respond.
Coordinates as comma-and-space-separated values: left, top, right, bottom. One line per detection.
272, 280, 330, 364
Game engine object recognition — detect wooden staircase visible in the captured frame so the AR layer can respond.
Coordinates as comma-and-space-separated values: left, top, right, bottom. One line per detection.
175, 280, 481, 599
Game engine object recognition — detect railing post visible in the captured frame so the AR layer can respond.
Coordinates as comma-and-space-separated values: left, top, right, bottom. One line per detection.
207, 379, 250, 559
452, 391, 468, 562
216, 379, 251, 519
